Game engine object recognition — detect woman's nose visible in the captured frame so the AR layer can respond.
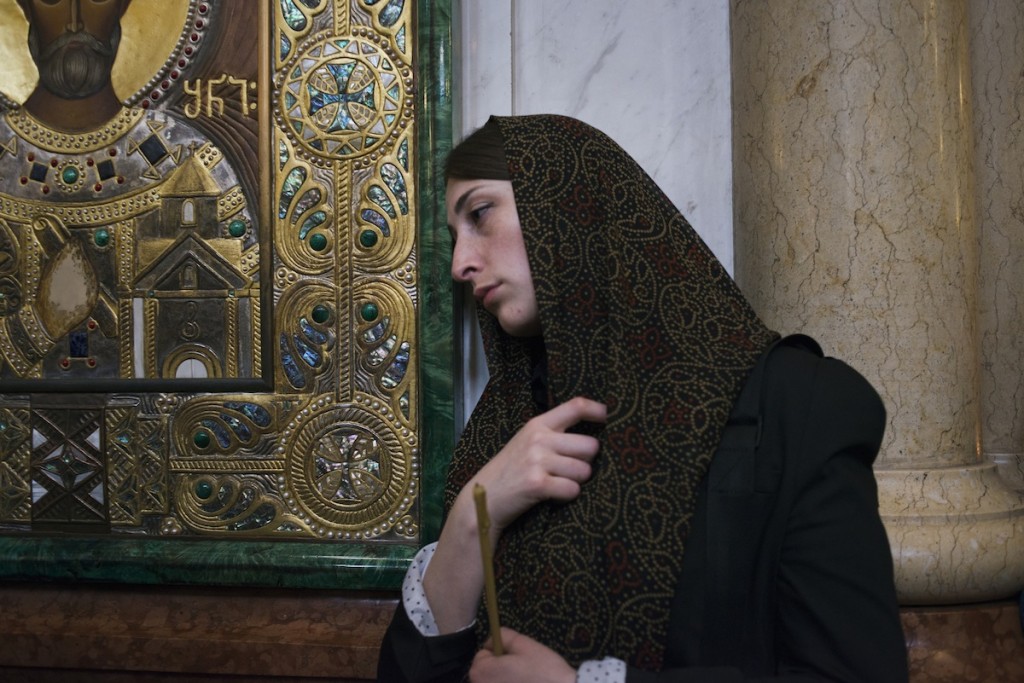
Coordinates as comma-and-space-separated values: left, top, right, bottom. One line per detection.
450, 240, 476, 282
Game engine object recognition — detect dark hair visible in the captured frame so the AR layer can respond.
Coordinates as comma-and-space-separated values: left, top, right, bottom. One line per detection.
444, 118, 509, 181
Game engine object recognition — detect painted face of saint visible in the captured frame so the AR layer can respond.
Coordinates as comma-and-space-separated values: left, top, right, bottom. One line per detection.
446, 177, 542, 338
23, 0, 130, 99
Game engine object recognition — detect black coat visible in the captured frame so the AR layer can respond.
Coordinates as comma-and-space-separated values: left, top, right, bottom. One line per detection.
377, 338, 909, 682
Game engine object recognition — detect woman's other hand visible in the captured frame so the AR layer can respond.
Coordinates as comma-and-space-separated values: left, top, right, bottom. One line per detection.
470, 628, 575, 683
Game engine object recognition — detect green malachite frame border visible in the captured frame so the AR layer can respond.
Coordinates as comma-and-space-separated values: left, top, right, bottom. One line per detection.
0, 0, 454, 591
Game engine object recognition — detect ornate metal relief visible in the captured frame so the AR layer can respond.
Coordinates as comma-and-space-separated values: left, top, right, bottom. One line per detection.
0, 0, 449, 581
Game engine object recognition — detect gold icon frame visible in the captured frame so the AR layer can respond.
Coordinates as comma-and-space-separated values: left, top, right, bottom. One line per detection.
0, 0, 454, 589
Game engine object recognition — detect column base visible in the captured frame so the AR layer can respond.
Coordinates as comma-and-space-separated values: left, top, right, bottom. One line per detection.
876, 463, 1024, 604
988, 452, 1024, 491
901, 599, 1024, 682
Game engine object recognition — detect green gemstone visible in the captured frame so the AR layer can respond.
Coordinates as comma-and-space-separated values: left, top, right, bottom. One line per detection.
309, 233, 328, 251
312, 304, 330, 324
195, 480, 214, 499
61, 166, 79, 184
193, 430, 211, 449
94, 228, 110, 247
359, 229, 378, 248
228, 219, 246, 237
360, 302, 379, 322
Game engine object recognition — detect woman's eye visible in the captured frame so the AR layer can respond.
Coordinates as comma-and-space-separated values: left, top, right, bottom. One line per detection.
469, 205, 490, 223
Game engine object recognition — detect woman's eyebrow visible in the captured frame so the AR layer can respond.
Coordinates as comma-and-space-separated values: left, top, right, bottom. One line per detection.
452, 186, 482, 217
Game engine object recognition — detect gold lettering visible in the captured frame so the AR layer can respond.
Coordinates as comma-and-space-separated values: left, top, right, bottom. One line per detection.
228, 77, 254, 117
179, 75, 259, 119
183, 80, 203, 119
206, 75, 227, 117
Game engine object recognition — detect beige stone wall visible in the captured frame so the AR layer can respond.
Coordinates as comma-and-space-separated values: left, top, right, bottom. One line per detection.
731, 0, 1024, 605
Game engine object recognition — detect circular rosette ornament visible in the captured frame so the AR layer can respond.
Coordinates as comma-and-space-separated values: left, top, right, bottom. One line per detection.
279, 396, 417, 539
277, 31, 412, 162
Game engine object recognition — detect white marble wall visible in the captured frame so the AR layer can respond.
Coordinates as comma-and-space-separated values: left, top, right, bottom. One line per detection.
454, 0, 733, 414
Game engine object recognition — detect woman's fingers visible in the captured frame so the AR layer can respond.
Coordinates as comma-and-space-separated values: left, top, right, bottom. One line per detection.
522, 431, 600, 463
477, 396, 607, 528
535, 396, 607, 432
543, 442, 594, 479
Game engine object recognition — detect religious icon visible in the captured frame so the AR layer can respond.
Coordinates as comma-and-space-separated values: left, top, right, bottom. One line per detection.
0, 0, 434, 572
0, 0, 260, 383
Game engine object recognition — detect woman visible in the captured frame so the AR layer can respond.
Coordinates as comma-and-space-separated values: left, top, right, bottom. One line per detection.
377, 115, 908, 682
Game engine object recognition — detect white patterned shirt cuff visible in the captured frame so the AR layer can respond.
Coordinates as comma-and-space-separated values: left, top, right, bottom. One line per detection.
577, 657, 627, 683
402, 541, 476, 636
403, 543, 624, 683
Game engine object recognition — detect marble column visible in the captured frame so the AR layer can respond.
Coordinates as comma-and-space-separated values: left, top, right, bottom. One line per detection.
731, 0, 1024, 609
973, 1, 1024, 493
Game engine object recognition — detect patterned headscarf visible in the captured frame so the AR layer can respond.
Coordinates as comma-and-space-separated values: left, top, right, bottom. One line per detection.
445, 115, 777, 670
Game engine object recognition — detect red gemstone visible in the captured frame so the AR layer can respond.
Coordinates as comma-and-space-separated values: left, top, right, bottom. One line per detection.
19, 177, 27, 185
87, 158, 95, 166
94, 183, 103, 192
87, 358, 96, 368
117, 177, 125, 184
26, 153, 34, 161
109, 149, 117, 156
195, 19, 205, 28
42, 186, 50, 194
61, 358, 71, 369
50, 158, 58, 167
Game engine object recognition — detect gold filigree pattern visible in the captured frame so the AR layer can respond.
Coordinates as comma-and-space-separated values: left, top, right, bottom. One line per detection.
106, 400, 142, 525
5, 108, 146, 153
359, 0, 413, 62
0, 405, 31, 523
137, 415, 167, 515
174, 472, 307, 535
274, 137, 335, 275
352, 137, 416, 273
277, 394, 416, 538
171, 395, 279, 458
276, 0, 331, 69
275, 279, 338, 394
354, 277, 416, 421
0, 0, 425, 546
276, 30, 413, 163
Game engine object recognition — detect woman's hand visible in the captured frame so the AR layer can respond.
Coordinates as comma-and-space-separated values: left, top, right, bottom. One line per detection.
466, 396, 607, 535
423, 396, 606, 634
470, 628, 576, 683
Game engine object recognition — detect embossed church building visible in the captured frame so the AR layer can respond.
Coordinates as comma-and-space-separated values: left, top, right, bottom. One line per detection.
133, 151, 255, 379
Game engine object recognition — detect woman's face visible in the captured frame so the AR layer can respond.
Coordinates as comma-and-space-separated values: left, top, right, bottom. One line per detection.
446, 177, 541, 337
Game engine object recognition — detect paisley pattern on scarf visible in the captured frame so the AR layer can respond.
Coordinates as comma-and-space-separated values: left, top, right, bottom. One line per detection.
444, 115, 778, 670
